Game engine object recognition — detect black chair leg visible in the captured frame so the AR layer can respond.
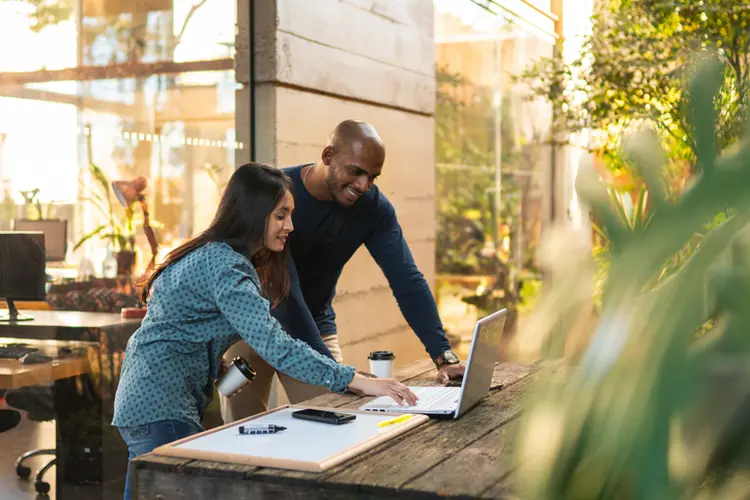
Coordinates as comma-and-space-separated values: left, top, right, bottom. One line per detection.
15, 448, 55, 478
34, 457, 56, 495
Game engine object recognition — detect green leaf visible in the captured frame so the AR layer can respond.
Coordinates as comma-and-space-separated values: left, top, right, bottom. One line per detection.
686, 55, 724, 174
77, 196, 110, 219
71, 224, 108, 252
88, 161, 111, 197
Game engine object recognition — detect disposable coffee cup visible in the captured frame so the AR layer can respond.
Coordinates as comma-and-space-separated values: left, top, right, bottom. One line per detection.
368, 351, 395, 378
216, 356, 256, 397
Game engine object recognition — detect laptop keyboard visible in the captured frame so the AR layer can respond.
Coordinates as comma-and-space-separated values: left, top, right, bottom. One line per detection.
366, 386, 461, 411
411, 387, 460, 408
0, 344, 39, 359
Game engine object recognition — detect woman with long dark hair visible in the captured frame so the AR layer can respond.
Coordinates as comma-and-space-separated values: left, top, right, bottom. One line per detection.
113, 163, 416, 500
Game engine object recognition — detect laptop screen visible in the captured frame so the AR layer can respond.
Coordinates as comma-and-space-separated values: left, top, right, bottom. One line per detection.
454, 309, 507, 418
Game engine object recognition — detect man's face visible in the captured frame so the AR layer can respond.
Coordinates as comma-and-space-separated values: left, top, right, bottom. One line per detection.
323, 144, 383, 207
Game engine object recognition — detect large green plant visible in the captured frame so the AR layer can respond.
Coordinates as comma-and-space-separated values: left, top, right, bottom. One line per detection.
520, 1, 750, 162
533, 1, 750, 308
515, 55, 750, 500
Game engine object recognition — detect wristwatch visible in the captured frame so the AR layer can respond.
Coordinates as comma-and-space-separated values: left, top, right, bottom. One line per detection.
434, 350, 460, 369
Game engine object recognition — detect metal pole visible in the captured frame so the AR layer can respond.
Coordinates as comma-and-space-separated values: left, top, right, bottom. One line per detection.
493, 40, 502, 257
74, 0, 87, 259
513, 29, 528, 293
235, 0, 253, 166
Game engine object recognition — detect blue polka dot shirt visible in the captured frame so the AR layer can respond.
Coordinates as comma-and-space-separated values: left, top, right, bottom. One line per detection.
112, 242, 356, 429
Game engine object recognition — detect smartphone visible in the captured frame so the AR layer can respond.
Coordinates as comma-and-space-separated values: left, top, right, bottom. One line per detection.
291, 409, 357, 425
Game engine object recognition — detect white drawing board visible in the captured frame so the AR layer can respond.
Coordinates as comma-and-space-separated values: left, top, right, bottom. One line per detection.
152, 404, 429, 472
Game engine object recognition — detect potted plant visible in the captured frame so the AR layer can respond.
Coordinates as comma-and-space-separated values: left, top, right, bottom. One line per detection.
73, 160, 144, 277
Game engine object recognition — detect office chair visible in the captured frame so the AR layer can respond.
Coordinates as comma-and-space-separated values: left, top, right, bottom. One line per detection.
15, 449, 55, 495
7, 385, 56, 495
0, 408, 21, 432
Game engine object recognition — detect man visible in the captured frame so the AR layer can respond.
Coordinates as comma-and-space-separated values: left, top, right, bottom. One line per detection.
220, 120, 465, 422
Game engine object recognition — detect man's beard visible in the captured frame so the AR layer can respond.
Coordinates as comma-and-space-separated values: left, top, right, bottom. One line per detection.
325, 171, 340, 202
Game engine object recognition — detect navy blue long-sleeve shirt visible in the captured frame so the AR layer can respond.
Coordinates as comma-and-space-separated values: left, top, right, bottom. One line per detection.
270, 164, 451, 361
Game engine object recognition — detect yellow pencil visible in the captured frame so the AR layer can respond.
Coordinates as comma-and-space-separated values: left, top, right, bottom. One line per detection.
377, 414, 415, 428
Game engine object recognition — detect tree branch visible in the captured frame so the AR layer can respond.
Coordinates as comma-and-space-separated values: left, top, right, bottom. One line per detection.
175, 0, 209, 46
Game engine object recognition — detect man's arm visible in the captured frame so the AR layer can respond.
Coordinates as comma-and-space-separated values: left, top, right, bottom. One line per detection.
312, 303, 337, 338
364, 202, 451, 360
271, 255, 335, 360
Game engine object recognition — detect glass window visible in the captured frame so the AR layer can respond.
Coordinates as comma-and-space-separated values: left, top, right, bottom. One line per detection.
434, 0, 555, 335
80, 0, 235, 66
0, 0, 237, 275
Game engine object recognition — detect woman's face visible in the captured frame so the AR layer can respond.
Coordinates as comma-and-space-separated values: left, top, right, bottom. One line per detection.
265, 189, 294, 252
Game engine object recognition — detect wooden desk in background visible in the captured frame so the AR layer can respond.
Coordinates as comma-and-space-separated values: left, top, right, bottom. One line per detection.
0, 356, 90, 390
0, 309, 139, 340
0, 300, 52, 311
0, 309, 141, 499
133, 359, 538, 499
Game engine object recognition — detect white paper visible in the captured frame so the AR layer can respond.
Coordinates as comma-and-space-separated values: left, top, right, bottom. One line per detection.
176, 408, 412, 463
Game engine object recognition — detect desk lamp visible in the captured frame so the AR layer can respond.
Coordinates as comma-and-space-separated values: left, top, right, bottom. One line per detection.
111, 176, 159, 270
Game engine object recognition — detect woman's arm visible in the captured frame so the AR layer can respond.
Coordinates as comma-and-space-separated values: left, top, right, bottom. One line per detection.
211, 259, 354, 392
207, 247, 417, 405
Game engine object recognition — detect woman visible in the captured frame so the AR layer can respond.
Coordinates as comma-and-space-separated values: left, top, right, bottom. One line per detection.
113, 163, 417, 500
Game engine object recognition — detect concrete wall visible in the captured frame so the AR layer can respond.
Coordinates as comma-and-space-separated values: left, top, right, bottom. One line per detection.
253, 0, 438, 373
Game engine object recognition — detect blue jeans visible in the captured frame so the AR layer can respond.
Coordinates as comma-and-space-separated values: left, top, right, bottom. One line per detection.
117, 420, 203, 500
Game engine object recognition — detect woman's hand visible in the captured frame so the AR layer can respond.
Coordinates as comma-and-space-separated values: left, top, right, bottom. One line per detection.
346, 370, 377, 396
218, 359, 232, 379
347, 373, 419, 406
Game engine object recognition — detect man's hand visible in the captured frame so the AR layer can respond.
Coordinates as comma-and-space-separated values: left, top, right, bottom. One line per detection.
437, 362, 466, 384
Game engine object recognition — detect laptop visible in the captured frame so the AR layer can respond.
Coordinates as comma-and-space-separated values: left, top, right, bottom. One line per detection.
360, 308, 507, 419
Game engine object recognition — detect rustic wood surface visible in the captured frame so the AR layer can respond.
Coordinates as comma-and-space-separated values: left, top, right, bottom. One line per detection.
132, 359, 538, 499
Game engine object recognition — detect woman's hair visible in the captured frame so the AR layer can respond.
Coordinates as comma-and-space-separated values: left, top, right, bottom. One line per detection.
139, 162, 293, 307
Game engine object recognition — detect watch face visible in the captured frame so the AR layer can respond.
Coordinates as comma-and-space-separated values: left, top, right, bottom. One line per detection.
442, 351, 460, 364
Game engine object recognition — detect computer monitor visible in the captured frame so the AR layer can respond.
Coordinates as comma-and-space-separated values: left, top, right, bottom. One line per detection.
13, 219, 67, 262
0, 231, 46, 322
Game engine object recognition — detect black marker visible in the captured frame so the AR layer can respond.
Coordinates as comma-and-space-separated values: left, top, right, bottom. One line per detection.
238, 424, 287, 435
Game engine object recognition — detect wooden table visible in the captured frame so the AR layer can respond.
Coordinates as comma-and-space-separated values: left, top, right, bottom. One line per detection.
132, 359, 537, 499
0, 356, 89, 389
0, 309, 140, 341
0, 310, 142, 499
0, 339, 92, 389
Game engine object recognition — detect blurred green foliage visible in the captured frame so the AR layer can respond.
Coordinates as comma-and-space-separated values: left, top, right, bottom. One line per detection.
519, 0, 750, 163
521, 0, 750, 312
515, 55, 750, 500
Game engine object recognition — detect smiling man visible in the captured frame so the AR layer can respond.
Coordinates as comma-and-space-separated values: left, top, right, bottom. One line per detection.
220, 120, 466, 421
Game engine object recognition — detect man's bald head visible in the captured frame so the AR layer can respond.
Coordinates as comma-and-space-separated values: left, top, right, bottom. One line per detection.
320, 120, 386, 206
328, 120, 385, 163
